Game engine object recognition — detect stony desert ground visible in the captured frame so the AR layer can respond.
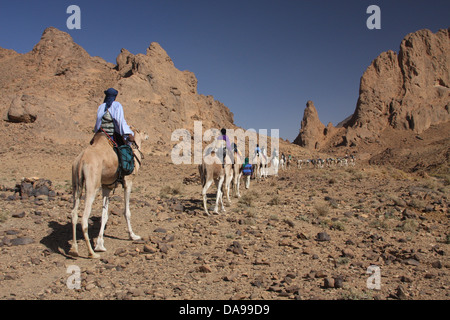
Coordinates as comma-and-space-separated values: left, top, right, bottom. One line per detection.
0, 141, 448, 301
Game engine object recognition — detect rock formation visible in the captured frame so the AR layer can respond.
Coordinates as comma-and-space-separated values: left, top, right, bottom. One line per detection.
6, 95, 38, 123
112, 42, 235, 147
294, 101, 326, 150
0, 27, 235, 149
295, 28, 449, 157
345, 28, 449, 146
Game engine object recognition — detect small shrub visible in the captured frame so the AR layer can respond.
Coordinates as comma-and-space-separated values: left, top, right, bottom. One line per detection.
409, 198, 425, 211
421, 180, 438, 191
268, 196, 280, 206
369, 219, 390, 230
159, 184, 183, 198
245, 208, 257, 218
340, 289, 373, 300
269, 214, 279, 221
238, 192, 256, 207
296, 215, 310, 222
314, 201, 330, 217
443, 174, 450, 186
0, 210, 8, 223
398, 219, 418, 232
330, 221, 346, 231
337, 257, 350, 265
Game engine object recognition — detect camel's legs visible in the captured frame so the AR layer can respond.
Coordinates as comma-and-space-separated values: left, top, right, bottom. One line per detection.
202, 179, 214, 216
95, 187, 112, 252
81, 185, 99, 259
214, 175, 225, 213
225, 172, 233, 204
124, 181, 141, 241
233, 173, 240, 198
219, 179, 225, 212
236, 173, 242, 197
69, 189, 81, 257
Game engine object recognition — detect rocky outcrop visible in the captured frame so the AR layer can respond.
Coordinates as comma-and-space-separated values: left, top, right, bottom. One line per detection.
0, 27, 235, 148
293, 101, 341, 150
6, 95, 38, 123
345, 28, 449, 146
293, 101, 325, 150
294, 28, 449, 153
113, 42, 234, 145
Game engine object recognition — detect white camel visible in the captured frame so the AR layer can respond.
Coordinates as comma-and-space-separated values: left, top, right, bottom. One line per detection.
231, 151, 244, 198
271, 155, 279, 176
199, 146, 233, 216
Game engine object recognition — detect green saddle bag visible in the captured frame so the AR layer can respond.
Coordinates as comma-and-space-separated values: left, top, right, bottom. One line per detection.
114, 145, 135, 176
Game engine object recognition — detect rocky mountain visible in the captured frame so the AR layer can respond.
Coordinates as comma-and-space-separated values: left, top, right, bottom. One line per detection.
345, 28, 449, 146
294, 27, 449, 172
0, 27, 235, 150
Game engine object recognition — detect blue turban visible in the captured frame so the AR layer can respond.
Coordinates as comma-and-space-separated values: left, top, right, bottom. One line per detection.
103, 88, 118, 112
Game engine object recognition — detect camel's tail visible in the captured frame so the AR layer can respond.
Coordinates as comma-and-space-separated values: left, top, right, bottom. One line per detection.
198, 164, 206, 187
72, 161, 85, 202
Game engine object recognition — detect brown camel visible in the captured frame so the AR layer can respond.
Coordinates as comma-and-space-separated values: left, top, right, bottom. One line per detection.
69, 129, 147, 259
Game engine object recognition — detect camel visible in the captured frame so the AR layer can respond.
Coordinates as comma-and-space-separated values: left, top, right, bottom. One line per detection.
231, 151, 243, 198
280, 157, 286, 171
199, 148, 233, 216
252, 152, 267, 181
252, 154, 261, 181
261, 148, 268, 179
286, 156, 292, 169
271, 154, 279, 176
69, 129, 147, 259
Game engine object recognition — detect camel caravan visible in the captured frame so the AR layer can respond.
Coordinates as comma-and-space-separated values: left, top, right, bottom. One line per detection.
68, 89, 354, 258
198, 131, 278, 216
68, 89, 280, 258
70, 124, 278, 258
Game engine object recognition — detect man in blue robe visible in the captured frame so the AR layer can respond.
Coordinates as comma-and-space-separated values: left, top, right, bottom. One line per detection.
93, 88, 135, 144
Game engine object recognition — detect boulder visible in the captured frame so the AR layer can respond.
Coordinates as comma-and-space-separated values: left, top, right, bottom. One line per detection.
6, 95, 38, 123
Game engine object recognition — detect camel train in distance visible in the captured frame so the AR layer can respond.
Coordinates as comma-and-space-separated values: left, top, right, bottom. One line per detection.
198, 142, 278, 216
199, 145, 357, 216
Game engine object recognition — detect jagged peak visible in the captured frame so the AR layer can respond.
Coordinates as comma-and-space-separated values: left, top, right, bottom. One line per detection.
31, 27, 88, 59
146, 42, 173, 64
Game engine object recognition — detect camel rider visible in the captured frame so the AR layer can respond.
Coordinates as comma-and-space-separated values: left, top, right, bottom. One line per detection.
232, 142, 242, 159
217, 128, 233, 166
242, 157, 253, 176
255, 144, 267, 162
273, 148, 278, 158
94, 88, 135, 145
255, 144, 261, 156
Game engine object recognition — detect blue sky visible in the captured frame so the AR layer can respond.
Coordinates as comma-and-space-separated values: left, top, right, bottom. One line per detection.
0, 0, 449, 141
